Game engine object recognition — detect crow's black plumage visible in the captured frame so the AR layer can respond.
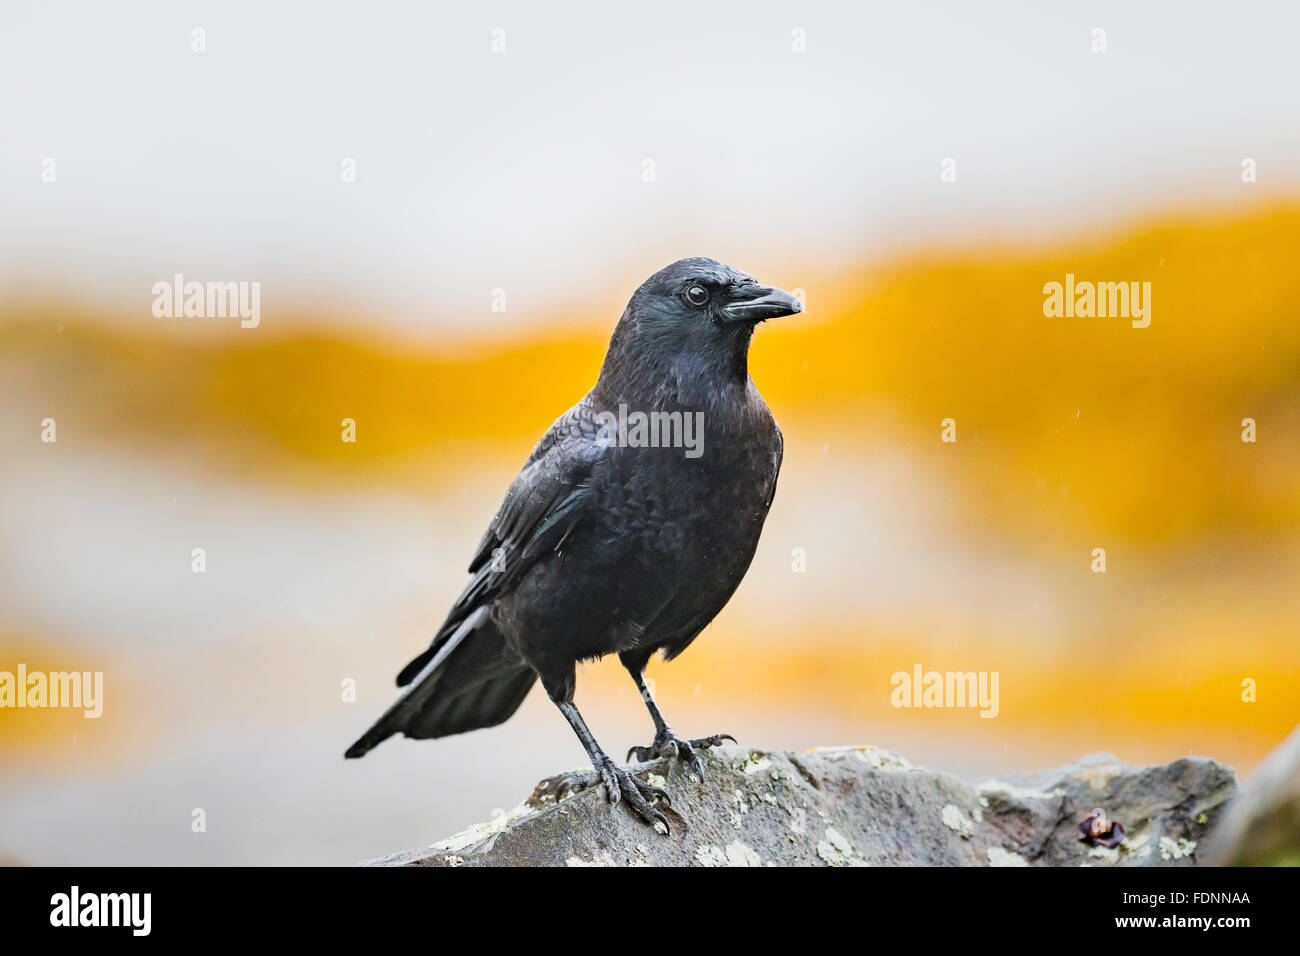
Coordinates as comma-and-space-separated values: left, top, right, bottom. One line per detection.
346, 257, 802, 830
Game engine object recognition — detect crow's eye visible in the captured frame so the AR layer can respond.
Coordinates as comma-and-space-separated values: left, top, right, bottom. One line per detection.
685, 285, 709, 306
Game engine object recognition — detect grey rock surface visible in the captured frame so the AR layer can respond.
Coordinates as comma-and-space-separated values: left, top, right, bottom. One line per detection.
1205, 723, 1300, 866
361, 745, 1238, 867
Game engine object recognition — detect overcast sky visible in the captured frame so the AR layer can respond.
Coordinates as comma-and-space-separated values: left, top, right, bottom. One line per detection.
2, 0, 1297, 334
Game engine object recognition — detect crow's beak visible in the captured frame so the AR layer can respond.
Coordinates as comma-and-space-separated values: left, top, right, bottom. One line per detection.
721, 284, 804, 323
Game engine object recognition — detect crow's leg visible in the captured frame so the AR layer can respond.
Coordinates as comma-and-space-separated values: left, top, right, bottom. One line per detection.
542, 668, 671, 833
621, 650, 735, 781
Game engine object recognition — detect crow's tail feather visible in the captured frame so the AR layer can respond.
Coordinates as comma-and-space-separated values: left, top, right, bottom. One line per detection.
344, 607, 536, 759
402, 665, 537, 740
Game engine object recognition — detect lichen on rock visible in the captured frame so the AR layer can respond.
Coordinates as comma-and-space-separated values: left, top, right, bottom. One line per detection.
360, 746, 1238, 867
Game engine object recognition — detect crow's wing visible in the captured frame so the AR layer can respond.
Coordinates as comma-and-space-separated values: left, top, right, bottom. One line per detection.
394, 399, 606, 686
766, 422, 783, 510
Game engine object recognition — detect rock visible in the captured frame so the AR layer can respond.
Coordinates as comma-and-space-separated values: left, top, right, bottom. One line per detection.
360, 745, 1238, 867
1205, 723, 1300, 866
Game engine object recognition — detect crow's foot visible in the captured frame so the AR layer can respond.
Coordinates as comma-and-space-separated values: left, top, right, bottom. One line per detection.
554, 758, 672, 833
627, 732, 735, 781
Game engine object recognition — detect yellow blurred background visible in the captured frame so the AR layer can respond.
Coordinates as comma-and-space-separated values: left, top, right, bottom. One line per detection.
2, 1, 1298, 864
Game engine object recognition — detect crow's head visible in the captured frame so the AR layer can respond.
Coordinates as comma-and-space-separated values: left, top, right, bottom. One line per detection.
598, 257, 803, 398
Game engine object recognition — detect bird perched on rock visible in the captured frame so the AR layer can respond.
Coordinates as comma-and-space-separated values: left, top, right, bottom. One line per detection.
346, 257, 802, 831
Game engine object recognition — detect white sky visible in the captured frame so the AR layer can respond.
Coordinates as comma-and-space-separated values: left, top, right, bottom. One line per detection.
2, 0, 1297, 335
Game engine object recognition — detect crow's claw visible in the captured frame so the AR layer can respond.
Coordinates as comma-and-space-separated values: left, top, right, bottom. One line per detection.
554, 768, 602, 799
627, 732, 735, 782
554, 759, 672, 833
602, 758, 671, 832
627, 742, 666, 763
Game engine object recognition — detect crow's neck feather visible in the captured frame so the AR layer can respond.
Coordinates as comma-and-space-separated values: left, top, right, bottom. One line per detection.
594, 312, 755, 410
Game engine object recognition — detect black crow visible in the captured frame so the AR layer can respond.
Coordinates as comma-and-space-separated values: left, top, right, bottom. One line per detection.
346, 257, 802, 831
